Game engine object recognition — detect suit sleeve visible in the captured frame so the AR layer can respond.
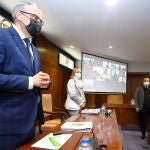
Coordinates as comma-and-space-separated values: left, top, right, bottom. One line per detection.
134, 87, 140, 108
0, 32, 28, 92
0, 74, 28, 91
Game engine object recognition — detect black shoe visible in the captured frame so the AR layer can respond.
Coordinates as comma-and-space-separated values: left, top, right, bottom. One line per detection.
141, 133, 145, 139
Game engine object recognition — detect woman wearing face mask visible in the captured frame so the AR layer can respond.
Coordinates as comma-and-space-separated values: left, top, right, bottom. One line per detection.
64, 67, 86, 116
134, 77, 150, 139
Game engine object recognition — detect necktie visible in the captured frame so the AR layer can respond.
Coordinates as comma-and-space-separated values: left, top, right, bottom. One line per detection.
23, 38, 34, 63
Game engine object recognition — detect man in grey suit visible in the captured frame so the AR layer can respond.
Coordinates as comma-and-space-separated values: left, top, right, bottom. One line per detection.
135, 77, 150, 139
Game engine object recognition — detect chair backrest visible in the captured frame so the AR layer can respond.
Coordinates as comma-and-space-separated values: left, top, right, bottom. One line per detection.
42, 94, 53, 112
107, 94, 123, 104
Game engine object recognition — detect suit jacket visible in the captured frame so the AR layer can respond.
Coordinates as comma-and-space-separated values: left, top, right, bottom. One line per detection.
134, 86, 144, 110
0, 26, 44, 135
64, 79, 86, 110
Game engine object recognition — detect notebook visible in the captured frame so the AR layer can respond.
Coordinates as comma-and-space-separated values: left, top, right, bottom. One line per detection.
61, 122, 93, 132
81, 109, 100, 114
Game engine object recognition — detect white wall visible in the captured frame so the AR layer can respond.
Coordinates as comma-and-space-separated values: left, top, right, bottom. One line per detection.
128, 62, 150, 72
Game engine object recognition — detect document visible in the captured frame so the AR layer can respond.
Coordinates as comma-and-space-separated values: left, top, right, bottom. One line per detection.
61, 122, 93, 132
32, 133, 72, 149
81, 108, 100, 114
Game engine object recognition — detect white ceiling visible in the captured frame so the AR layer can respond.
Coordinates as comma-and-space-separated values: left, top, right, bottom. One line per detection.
1, 0, 150, 63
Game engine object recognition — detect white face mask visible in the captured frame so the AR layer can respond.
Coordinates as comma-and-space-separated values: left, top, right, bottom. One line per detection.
143, 82, 150, 87
75, 73, 81, 79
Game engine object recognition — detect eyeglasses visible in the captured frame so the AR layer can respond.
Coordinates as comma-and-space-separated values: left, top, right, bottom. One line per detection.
20, 11, 44, 25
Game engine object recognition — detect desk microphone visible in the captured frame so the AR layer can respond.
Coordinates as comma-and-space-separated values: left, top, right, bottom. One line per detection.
53, 128, 92, 136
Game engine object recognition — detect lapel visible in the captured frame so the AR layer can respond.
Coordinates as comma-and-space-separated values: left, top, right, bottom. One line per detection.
8, 26, 35, 73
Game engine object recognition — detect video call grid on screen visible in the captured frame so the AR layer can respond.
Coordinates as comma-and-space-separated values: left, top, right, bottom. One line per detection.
82, 53, 128, 93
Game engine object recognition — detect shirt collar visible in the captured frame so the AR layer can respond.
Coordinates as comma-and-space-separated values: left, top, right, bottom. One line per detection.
12, 24, 32, 42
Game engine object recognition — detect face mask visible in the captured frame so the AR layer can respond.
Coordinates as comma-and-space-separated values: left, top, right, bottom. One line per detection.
75, 73, 81, 79
143, 82, 149, 87
25, 18, 42, 37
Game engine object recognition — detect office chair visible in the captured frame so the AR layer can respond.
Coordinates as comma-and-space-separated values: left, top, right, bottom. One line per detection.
41, 94, 67, 131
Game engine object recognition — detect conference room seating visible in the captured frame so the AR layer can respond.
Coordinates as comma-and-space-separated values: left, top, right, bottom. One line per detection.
40, 94, 67, 131
107, 94, 123, 104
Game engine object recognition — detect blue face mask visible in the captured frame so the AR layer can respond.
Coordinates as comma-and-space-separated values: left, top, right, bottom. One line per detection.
75, 73, 81, 79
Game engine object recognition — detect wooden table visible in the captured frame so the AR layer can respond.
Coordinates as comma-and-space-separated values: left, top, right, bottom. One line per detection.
17, 110, 122, 150
105, 103, 139, 125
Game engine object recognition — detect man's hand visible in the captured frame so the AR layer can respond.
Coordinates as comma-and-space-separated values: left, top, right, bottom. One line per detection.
136, 107, 140, 112
33, 71, 51, 88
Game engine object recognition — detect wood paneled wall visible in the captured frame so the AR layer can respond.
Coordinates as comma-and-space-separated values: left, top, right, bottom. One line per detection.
36, 35, 72, 109
37, 34, 149, 109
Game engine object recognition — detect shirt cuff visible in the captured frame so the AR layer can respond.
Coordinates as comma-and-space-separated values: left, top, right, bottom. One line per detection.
28, 77, 34, 89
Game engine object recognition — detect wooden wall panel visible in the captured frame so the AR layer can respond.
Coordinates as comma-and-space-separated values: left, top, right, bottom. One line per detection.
36, 35, 71, 109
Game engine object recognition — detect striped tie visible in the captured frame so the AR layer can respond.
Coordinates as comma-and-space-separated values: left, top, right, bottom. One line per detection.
23, 38, 34, 63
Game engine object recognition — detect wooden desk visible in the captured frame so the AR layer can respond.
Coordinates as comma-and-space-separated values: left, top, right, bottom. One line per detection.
105, 103, 139, 125
17, 111, 122, 150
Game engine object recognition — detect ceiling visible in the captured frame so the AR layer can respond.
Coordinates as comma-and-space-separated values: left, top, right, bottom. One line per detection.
1, 0, 150, 63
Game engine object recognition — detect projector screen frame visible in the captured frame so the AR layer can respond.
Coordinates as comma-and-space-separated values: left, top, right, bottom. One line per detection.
81, 52, 128, 94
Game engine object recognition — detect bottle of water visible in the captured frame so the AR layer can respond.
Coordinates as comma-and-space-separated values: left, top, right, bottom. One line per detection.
130, 98, 135, 105
78, 137, 93, 150
100, 104, 106, 118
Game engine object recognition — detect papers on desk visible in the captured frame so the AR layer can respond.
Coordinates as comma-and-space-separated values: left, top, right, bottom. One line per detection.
32, 133, 72, 149
81, 108, 100, 114
61, 122, 93, 132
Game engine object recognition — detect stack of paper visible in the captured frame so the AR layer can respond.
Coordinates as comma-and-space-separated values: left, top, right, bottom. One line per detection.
81, 108, 100, 114
61, 122, 93, 132
32, 133, 72, 149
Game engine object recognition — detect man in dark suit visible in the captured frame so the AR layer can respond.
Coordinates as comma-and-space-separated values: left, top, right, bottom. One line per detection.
135, 77, 150, 139
0, 2, 50, 150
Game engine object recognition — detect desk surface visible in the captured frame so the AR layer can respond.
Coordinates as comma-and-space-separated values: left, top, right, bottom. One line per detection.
17, 111, 122, 150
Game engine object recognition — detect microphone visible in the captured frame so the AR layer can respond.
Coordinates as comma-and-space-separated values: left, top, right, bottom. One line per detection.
53, 128, 92, 136
105, 109, 112, 117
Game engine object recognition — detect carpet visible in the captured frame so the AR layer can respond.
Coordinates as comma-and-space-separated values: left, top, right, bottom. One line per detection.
120, 126, 150, 150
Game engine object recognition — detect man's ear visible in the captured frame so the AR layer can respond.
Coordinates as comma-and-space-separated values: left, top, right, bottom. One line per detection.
15, 11, 27, 23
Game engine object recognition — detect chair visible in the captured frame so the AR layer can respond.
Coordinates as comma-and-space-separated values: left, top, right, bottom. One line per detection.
41, 94, 67, 131
107, 94, 123, 104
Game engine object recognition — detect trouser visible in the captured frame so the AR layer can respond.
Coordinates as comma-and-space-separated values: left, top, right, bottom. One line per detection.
0, 126, 35, 150
139, 109, 150, 134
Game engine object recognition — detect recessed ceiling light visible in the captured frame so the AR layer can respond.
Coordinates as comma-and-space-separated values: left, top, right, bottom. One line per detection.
105, 0, 118, 6
70, 45, 75, 49
109, 45, 112, 49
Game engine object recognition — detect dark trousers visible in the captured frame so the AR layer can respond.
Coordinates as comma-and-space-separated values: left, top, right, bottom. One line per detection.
0, 126, 35, 150
139, 109, 150, 134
